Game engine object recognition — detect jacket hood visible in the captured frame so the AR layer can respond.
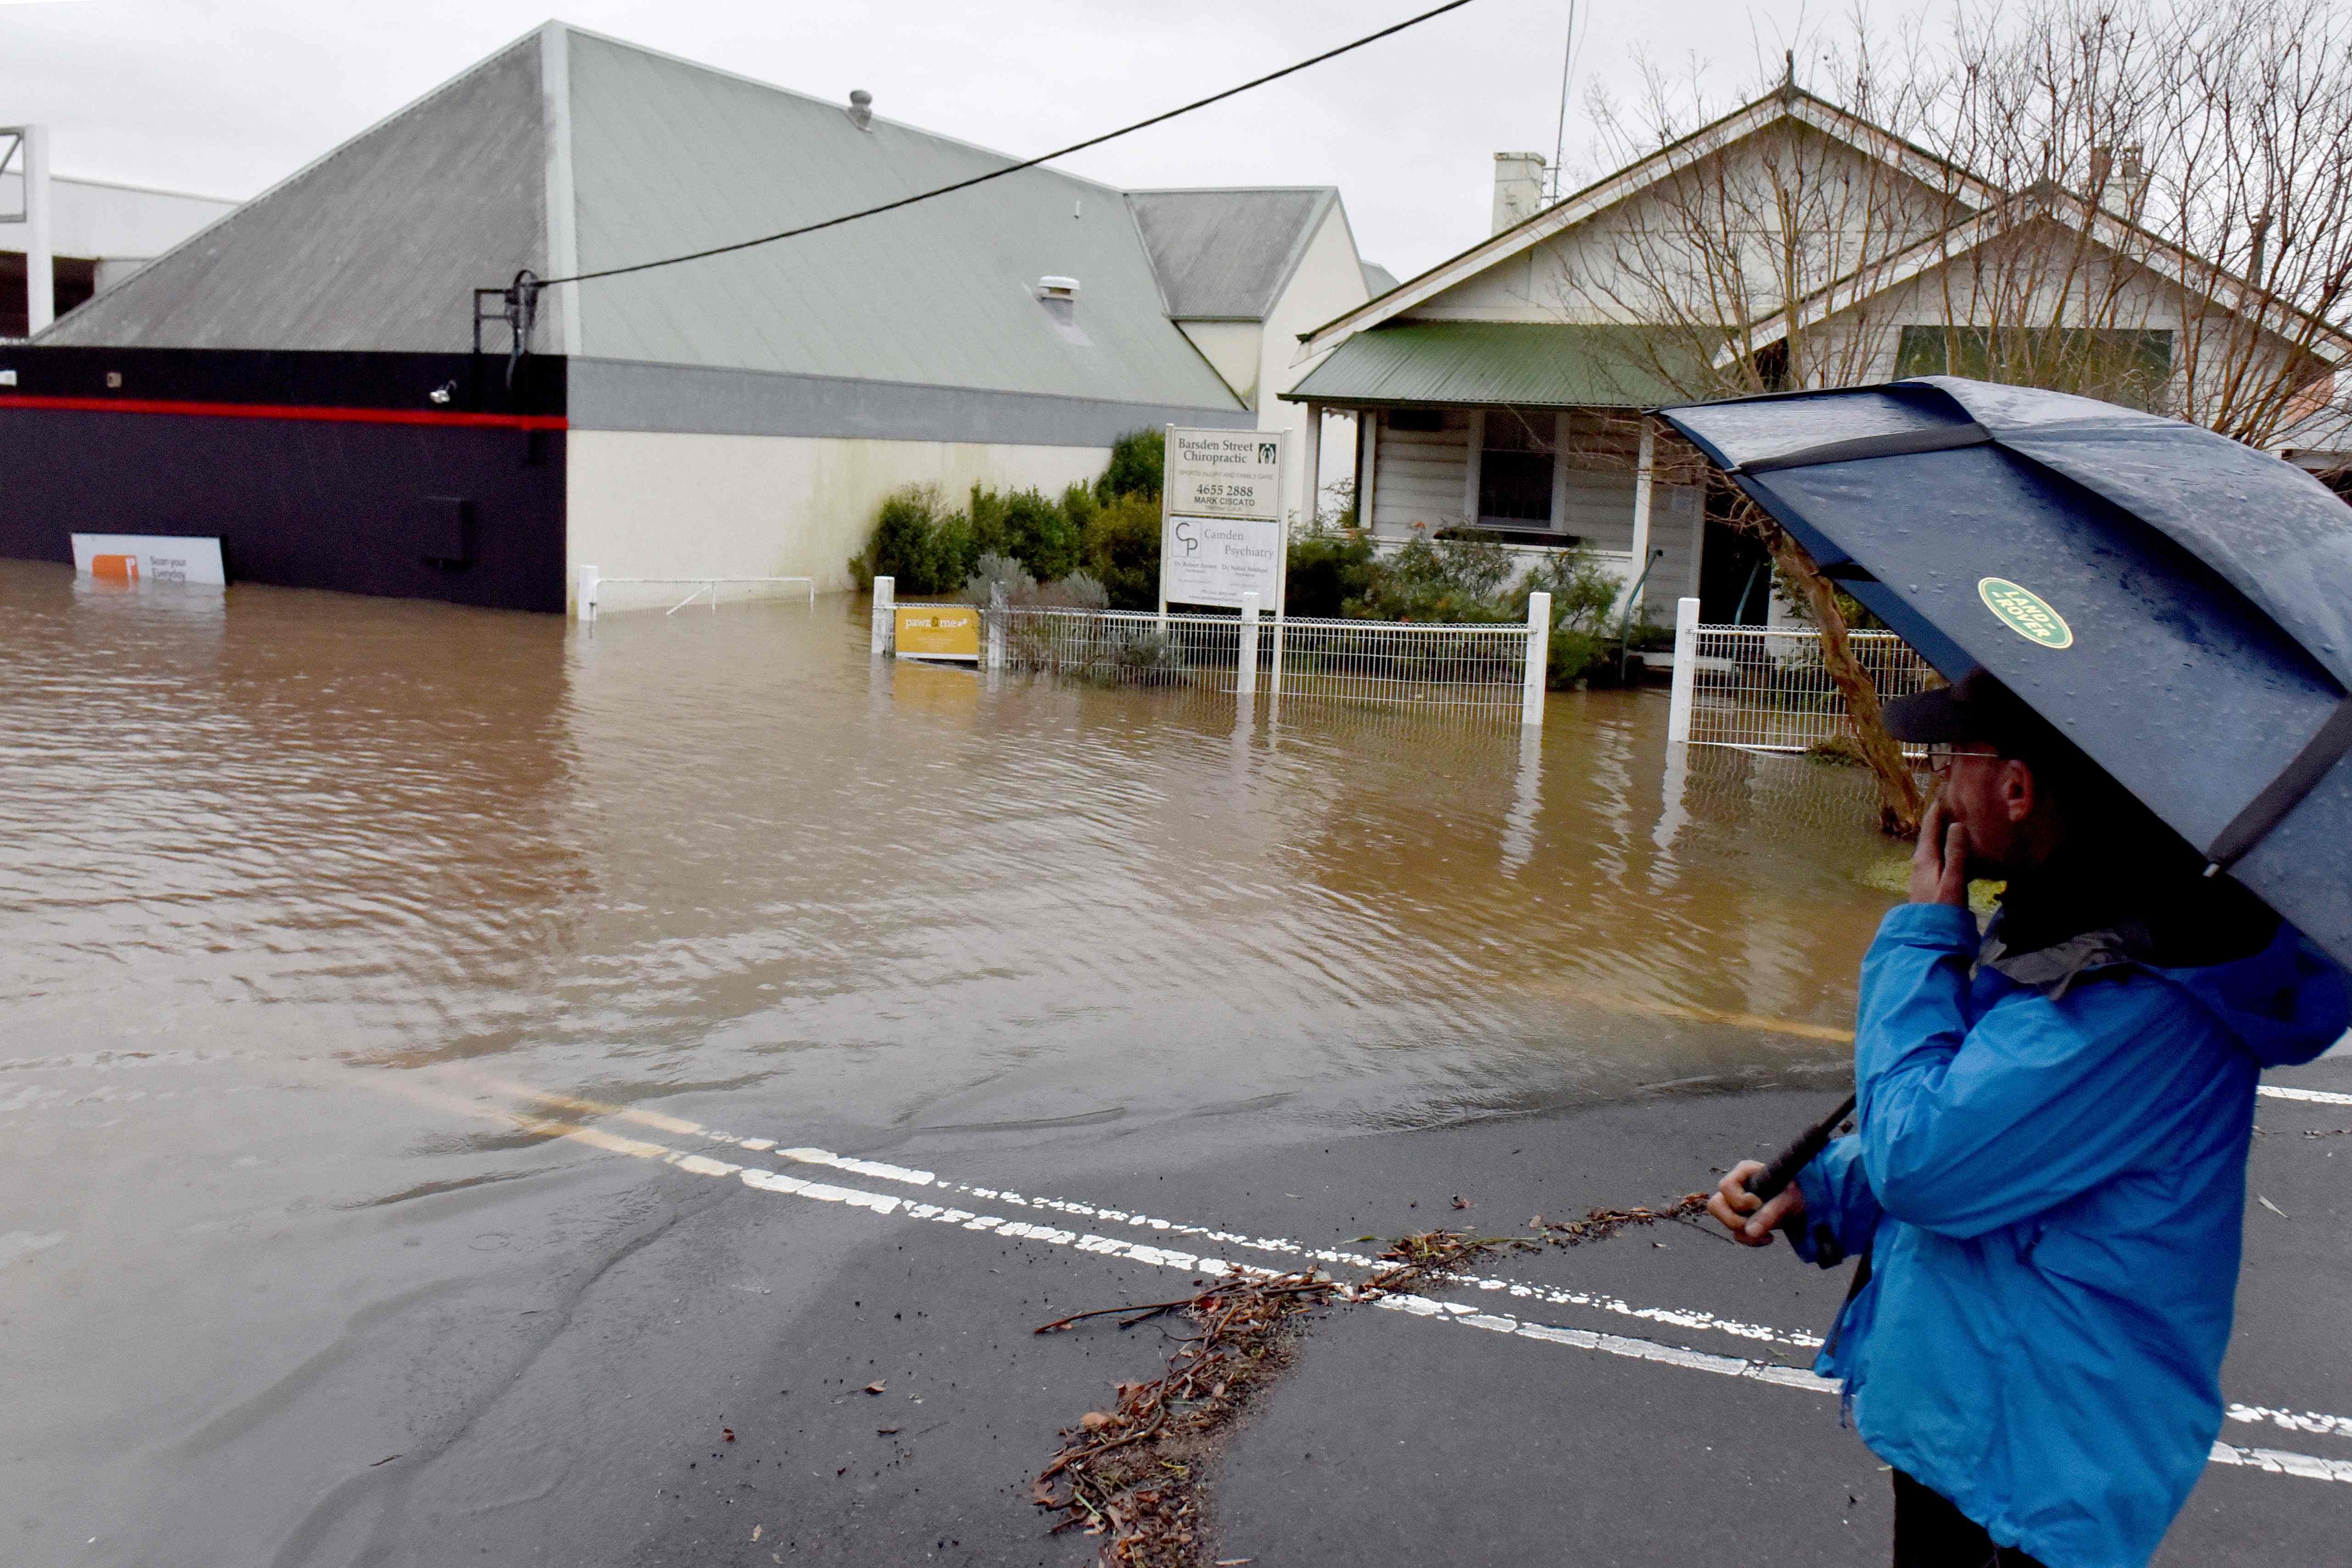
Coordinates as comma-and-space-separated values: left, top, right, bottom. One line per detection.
2158, 922, 2350, 1068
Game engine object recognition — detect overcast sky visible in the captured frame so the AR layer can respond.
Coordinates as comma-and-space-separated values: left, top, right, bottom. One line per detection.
1, 0, 1951, 281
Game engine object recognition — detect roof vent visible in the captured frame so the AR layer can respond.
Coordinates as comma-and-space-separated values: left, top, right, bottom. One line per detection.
846, 89, 873, 131
1035, 277, 1087, 345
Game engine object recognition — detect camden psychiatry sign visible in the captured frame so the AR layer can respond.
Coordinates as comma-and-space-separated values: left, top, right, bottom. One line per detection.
1160, 427, 1290, 611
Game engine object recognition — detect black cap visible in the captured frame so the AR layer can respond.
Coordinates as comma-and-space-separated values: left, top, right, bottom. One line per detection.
1883, 669, 2065, 760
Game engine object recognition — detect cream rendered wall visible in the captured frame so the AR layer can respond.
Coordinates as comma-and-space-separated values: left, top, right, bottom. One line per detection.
1259, 204, 1373, 522
1176, 321, 1263, 404
567, 431, 1109, 612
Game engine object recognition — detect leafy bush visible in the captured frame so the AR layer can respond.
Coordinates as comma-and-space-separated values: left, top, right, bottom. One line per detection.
1095, 428, 1164, 503
968, 483, 1010, 561
1081, 493, 1162, 610
1347, 535, 1520, 624
960, 551, 1036, 605
1000, 488, 1081, 582
1033, 570, 1111, 610
1284, 525, 1377, 618
854, 486, 974, 596
1512, 549, 1624, 687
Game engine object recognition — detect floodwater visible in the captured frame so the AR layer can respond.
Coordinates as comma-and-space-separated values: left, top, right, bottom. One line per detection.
0, 558, 1908, 1560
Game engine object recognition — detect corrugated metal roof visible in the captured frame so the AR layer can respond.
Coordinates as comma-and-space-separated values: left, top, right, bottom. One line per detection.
558, 31, 1237, 408
44, 25, 1247, 413
43, 36, 552, 353
1282, 321, 1719, 408
1126, 188, 1333, 320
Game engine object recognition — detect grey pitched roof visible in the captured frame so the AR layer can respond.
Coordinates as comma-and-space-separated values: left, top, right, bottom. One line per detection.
1126, 188, 1335, 320
43, 24, 1245, 413
1359, 260, 1400, 298
562, 30, 1237, 408
43, 34, 555, 352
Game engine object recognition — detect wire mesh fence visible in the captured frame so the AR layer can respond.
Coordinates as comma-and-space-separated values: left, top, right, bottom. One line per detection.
1267, 615, 1529, 711
1685, 624, 1939, 754
886, 604, 1533, 715
991, 606, 1247, 693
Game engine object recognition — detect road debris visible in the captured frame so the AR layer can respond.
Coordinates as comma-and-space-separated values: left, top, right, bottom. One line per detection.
1032, 1191, 1713, 1565
1530, 1193, 1709, 1247
1030, 1228, 1513, 1566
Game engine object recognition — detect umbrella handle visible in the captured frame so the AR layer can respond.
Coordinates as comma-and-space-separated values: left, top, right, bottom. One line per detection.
1749, 1092, 1858, 1207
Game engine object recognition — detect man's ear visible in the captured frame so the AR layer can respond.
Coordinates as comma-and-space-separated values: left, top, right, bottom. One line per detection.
2002, 759, 2038, 823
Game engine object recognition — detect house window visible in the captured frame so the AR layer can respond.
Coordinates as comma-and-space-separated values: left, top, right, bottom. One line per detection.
1895, 326, 2173, 412
1478, 410, 1555, 526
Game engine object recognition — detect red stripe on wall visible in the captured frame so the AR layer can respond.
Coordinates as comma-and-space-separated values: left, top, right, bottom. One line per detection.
0, 393, 567, 431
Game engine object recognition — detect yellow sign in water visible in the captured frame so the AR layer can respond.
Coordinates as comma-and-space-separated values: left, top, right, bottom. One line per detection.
895, 604, 981, 662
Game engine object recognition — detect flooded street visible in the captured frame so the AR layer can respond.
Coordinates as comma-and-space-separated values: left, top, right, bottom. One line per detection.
1, 557, 1893, 1139
9, 559, 2346, 1568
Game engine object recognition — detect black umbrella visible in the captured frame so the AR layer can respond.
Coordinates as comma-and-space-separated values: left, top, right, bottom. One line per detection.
1653, 375, 2352, 975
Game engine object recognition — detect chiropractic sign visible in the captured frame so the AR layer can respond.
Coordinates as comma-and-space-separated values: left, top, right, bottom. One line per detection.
1160, 427, 1289, 610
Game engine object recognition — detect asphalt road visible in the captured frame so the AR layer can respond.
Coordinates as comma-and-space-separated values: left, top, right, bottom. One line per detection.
49, 1053, 2347, 1568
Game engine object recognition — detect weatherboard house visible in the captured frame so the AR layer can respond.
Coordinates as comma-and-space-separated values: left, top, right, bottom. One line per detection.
0, 23, 1372, 613
1281, 86, 2352, 626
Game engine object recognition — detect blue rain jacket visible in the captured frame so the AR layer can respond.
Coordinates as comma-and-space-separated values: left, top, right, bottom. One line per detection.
1794, 902, 2346, 1568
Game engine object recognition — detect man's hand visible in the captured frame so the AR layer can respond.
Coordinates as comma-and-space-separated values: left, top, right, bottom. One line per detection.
1709, 1159, 1806, 1247
1909, 794, 1971, 907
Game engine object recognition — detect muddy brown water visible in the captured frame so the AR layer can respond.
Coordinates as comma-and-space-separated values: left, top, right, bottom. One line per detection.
0, 559, 1907, 1558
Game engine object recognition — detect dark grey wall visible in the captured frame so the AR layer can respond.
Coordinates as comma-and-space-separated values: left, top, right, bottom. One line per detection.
569, 357, 1257, 446
0, 347, 568, 613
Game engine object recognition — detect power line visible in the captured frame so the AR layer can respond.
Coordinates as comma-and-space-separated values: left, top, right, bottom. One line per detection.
528, 0, 1481, 290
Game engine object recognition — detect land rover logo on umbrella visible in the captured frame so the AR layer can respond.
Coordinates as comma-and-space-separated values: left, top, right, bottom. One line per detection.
1978, 577, 2074, 649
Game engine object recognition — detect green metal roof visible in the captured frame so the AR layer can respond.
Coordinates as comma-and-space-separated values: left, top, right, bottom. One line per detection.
1281, 321, 1720, 409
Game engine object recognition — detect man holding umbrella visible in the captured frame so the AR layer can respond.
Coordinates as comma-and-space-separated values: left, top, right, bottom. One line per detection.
1651, 377, 2352, 1568
1712, 671, 2345, 1566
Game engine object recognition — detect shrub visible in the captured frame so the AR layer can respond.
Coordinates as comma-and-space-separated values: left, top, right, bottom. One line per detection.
960, 551, 1036, 605
968, 483, 1011, 561
1082, 493, 1163, 610
1096, 428, 1164, 503
854, 485, 974, 596
1347, 535, 1519, 624
1284, 526, 1377, 619
1514, 548, 1631, 687
1032, 570, 1111, 610
1001, 488, 1081, 582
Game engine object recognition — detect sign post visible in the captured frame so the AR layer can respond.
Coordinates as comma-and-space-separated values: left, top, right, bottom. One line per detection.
1159, 427, 1291, 694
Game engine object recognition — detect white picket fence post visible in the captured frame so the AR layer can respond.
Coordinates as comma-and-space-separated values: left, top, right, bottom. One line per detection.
1237, 591, 1260, 699
575, 564, 599, 622
1665, 595, 1701, 748
986, 583, 1007, 670
1520, 591, 1551, 726
871, 576, 895, 656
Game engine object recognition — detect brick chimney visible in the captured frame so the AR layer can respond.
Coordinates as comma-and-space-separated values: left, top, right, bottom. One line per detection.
1492, 152, 1547, 234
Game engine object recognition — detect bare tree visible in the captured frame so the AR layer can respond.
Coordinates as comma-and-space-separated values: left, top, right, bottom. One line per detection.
1556, 0, 2352, 834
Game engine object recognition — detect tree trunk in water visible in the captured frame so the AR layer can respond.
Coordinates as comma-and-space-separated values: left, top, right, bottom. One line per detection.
1764, 529, 1923, 836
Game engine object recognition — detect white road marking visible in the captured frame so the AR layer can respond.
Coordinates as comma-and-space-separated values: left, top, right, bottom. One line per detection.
2258, 1085, 2352, 1108
420, 1076, 2352, 1488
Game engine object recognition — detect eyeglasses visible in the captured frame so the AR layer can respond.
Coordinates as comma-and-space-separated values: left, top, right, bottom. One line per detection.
1923, 742, 2000, 777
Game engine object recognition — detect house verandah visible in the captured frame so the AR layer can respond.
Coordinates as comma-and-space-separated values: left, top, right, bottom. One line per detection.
1283, 321, 1774, 631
